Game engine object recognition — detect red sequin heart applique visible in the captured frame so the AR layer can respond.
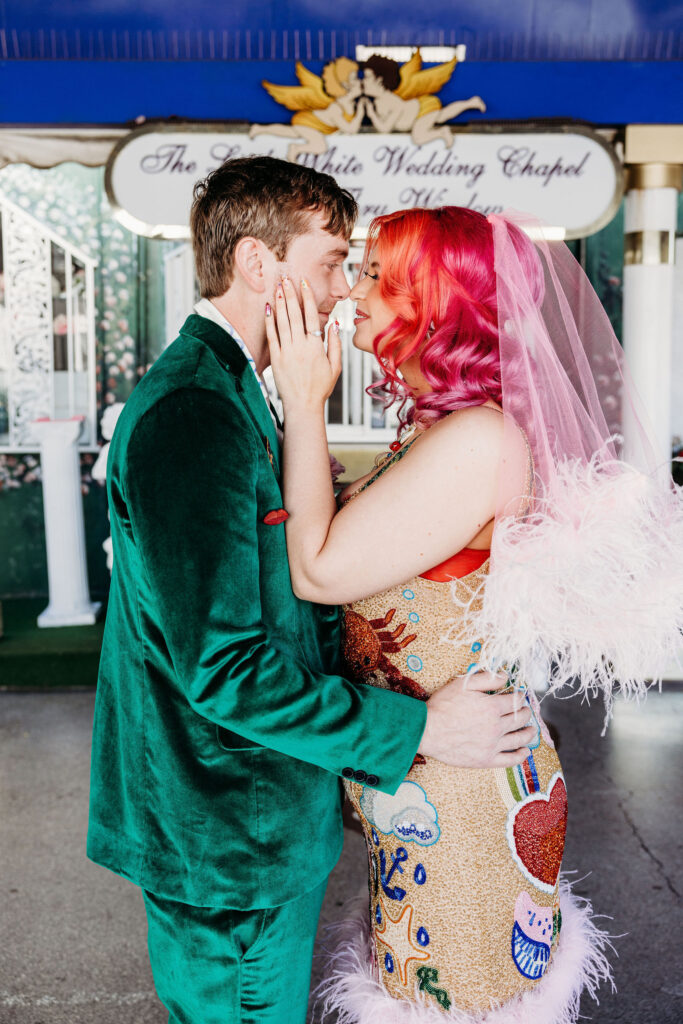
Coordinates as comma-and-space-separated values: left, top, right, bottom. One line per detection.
506, 773, 567, 893
263, 508, 289, 525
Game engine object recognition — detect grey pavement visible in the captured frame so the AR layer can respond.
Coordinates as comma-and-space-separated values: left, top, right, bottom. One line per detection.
0, 687, 681, 1023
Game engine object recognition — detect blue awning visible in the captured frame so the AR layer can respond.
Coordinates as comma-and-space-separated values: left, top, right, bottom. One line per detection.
1, 1, 681, 125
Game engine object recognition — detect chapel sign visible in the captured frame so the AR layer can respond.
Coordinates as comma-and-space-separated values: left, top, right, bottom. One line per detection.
106, 51, 622, 240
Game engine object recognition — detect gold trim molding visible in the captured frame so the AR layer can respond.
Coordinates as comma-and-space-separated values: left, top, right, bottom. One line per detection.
625, 125, 683, 165
625, 163, 683, 191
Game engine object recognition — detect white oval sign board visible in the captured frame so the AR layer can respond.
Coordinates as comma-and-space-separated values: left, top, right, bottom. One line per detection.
106, 125, 622, 240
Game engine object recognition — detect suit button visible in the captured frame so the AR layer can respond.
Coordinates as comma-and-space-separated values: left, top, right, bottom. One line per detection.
366, 774, 379, 786
341, 767, 355, 779
353, 769, 368, 783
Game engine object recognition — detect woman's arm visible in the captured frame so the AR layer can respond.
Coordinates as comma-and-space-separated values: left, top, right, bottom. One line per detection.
285, 403, 505, 604
267, 278, 521, 606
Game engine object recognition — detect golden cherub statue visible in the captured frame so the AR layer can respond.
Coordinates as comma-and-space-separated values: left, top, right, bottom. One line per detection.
249, 57, 365, 161
362, 51, 486, 146
250, 50, 486, 160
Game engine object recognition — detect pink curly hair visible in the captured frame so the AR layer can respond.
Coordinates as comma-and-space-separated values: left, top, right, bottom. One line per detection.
363, 206, 541, 429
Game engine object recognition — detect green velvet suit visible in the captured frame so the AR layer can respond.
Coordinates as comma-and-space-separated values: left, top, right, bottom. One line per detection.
87, 314, 427, 913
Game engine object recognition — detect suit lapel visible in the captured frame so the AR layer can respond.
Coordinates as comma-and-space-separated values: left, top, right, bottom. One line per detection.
179, 314, 281, 478
234, 365, 281, 478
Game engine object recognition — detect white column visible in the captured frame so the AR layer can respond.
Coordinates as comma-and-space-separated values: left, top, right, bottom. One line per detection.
32, 417, 101, 627
622, 163, 682, 467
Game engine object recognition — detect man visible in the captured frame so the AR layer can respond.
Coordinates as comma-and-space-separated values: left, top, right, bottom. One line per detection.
87, 155, 534, 1024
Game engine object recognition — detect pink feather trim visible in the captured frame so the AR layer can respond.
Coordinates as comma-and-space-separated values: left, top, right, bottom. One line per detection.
444, 456, 683, 727
314, 879, 614, 1024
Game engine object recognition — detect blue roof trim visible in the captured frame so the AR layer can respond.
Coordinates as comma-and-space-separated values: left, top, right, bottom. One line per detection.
1, 27, 682, 62
1, 60, 681, 126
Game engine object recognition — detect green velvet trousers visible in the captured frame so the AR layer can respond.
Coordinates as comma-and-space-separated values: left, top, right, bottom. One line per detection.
142, 877, 328, 1023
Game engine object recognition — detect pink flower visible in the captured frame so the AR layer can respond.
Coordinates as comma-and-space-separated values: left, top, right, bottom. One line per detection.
329, 454, 346, 483
53, 314, 68, 336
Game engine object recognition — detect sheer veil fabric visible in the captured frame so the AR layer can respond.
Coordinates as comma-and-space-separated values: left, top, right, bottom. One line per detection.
450, 212, 683, 723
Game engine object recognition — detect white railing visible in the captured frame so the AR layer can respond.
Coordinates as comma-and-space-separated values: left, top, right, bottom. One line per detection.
0, 194, 98, 451
163, 243, 198, 345
163, 241, 398, 444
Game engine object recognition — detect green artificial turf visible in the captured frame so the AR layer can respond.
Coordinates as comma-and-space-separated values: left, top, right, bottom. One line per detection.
0, 598, 104, 689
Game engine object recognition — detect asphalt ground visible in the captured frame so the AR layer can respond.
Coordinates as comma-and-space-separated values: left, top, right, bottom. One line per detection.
1, 687, 681, 1024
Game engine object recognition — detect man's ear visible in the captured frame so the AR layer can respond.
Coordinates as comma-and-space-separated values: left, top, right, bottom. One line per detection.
233, 237, 271, 294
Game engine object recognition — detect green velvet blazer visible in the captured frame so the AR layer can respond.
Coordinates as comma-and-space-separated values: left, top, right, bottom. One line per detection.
87, 314, 426, 910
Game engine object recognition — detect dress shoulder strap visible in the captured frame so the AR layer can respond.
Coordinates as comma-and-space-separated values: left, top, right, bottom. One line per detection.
340, 436, 418, 507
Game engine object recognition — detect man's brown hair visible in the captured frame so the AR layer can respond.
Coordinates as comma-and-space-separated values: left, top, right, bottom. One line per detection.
190, 155, 358, 298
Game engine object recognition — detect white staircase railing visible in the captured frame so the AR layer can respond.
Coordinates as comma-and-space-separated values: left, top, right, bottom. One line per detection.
163, 243, 198, 345
0, 193, 98, 450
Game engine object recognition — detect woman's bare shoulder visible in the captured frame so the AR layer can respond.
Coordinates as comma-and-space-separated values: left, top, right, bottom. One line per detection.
409, 404, 506, 460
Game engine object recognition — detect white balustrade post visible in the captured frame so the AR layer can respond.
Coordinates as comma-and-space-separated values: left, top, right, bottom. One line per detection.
32, 416, 101, 627
622, 163, 682, 466
622, 159, 683, 681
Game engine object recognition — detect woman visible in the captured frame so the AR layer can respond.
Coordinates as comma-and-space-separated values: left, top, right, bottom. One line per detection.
265, 207, 680, 1021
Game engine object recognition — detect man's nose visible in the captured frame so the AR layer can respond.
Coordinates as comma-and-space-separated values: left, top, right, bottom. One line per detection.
331, 266, 351, 301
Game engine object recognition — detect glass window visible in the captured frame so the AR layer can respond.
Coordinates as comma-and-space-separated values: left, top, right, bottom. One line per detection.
51, 243, 68, 373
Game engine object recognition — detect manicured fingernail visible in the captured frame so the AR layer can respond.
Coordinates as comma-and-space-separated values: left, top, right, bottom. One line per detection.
333, 319, 340, 331
301, 277, 309, 289
276, 284, 283, 298
265, 303, 272, 317
282, 275, 290, 286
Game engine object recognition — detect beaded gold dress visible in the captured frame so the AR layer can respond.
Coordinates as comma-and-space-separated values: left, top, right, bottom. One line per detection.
323, 439, 608, 1024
